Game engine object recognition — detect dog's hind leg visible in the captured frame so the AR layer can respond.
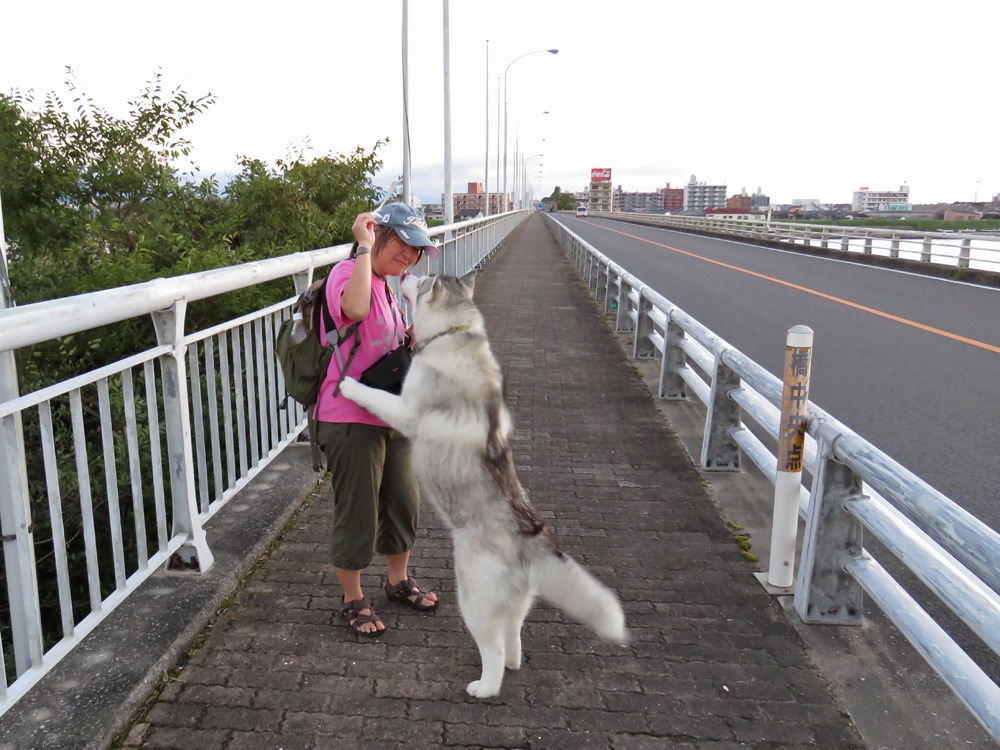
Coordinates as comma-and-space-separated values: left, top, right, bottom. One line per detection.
455, 554, 510, 698
461, 595, 506, 698
504, 590, 533, 670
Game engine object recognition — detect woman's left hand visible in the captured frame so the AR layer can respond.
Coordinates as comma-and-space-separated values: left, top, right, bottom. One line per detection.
352, 212, 377, 249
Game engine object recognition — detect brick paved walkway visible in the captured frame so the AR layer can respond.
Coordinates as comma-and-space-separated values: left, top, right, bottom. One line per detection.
121, 213, 865, 749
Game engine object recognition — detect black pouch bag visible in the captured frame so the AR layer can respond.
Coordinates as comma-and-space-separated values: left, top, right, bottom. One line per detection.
359, 343, 412, 394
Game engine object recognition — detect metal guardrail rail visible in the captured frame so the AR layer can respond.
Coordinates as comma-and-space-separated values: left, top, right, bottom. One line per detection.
545, 214, 1000, 742
0, 210, 528, 716
594, 211, 1000, 274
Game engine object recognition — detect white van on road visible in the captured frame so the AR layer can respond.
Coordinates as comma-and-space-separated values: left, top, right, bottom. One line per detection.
576, 206, 588, 217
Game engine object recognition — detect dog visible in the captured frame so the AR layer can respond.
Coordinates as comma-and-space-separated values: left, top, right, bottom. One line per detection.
338, 271, 628, 698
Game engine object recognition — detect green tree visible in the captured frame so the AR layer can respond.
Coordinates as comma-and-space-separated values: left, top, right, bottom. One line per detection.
0, 72, 389, 672
543, 185, 578, 211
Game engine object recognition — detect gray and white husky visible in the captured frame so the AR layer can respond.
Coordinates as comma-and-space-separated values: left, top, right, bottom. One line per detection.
339, 271, 628, 698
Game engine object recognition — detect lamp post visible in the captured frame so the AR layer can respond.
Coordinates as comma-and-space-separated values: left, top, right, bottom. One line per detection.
443, 0, 453, 227
512, 111, 549, 211
401, 0, 411, 204
503, 49, 558, 211
521, 154, 543, 210
484, 39, 490, 216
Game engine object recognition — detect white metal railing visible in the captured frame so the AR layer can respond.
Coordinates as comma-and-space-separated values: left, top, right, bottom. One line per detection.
546, 214, 1000, 742
592, 211, 1000, 275
0, 209, 528, 715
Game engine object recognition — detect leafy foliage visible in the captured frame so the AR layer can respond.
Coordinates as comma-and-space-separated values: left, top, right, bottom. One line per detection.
542, 185, 579, 211
0, 70, 389, 676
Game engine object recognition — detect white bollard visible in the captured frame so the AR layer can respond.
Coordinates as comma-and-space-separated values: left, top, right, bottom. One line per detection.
767, 325, 814, 589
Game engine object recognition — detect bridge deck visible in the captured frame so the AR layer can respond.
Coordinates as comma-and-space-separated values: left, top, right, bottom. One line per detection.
2, 214, 866, 749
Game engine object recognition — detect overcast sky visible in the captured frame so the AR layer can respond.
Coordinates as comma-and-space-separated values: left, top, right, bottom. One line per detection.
2, 1, 997, 207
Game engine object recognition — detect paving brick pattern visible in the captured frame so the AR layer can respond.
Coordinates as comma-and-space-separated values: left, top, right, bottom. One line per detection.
124, 213, 865, 749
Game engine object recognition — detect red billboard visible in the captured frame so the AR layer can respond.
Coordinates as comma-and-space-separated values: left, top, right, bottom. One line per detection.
590, 167, 612, 182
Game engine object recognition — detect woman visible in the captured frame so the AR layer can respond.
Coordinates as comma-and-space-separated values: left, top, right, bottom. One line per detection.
315, 203, 440, 635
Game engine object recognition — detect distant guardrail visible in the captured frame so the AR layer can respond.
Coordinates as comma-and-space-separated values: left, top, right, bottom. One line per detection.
545, 214, 1000, 742
590, 211, 1000, 276
0, 210, 528, 716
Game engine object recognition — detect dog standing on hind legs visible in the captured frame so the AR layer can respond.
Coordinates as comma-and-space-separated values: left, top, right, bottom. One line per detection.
339, 271, 628, 698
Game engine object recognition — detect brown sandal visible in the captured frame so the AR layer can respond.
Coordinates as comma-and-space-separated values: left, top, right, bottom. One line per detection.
385, 578, 438, 611
341, 597, 384, 636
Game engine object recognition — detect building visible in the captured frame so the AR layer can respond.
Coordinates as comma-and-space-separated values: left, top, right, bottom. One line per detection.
727, 189, 752, 210
683, 174, 727, 212
615, 187, 664, 213
661, 183, 684, 212
706, 207, 756, 219
445, 182, 508, 216
852, 185, 911, 213
588, 168, 614, 213
750, 187, 770, 209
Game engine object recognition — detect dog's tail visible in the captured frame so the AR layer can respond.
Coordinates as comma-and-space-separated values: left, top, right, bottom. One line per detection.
532, 547, 628, 643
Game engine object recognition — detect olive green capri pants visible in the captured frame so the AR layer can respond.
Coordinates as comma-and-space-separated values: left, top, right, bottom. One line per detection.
315, 421, 420, 571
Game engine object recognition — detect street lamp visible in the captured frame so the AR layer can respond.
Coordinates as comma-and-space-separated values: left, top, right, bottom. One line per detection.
503, 49, 558, 210
525, 167, 543, 209
520, 154, 544, 210
512, 111, 549, 210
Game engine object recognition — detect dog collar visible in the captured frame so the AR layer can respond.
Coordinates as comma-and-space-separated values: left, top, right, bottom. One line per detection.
412, 325, 473, 355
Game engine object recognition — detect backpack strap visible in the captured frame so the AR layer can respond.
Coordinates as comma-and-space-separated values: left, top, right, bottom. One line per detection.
330, 321, 361, 397
307, 405, 323, 472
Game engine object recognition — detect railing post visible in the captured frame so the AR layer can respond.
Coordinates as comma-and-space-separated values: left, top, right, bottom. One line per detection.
765, 326, 813, 589
794, 422, 865, 625
615, 280, 632, 332
841, 235, 850, 252
921, 236, 933, 263
959, 238, 971, 269
152, 300, 215, 574
588, 253, 600, 292
632, 291, 655, 359
596, 261, 608, 306
889, 233, 900, 258
700, 350, 741, 471
863, 235, 873, 254
292, 269, 312, 295
659, 315, 687, 400
0, 199, 45, 677
0, 365, 45, 680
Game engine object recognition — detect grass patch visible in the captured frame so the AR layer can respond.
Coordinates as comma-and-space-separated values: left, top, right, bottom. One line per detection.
725, 519, 758, 563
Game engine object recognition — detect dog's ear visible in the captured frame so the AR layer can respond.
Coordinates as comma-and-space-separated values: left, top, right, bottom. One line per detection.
458, 270, 478, 299
426, 275, 445, 303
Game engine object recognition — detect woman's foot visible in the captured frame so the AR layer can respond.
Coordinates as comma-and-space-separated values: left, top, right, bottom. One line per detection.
385, 578, 439, 611
341, 597, 385, 635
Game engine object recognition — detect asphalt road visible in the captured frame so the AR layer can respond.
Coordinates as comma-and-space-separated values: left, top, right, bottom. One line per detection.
554, 214, 1000, 539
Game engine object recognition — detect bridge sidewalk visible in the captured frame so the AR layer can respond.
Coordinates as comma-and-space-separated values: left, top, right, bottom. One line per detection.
117, 216, 863, 750
122, 213, 863, 749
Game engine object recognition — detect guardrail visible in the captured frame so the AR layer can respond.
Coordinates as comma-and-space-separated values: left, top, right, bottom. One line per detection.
545, 214, 1000, 742
593, 211, 1000, 275
0, 209, 528, 715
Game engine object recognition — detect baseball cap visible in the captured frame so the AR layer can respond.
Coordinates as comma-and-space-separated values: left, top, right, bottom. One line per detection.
372, 202, 440, 258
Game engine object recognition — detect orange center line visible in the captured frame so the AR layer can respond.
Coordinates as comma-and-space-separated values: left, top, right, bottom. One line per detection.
596, 223, 1000, 356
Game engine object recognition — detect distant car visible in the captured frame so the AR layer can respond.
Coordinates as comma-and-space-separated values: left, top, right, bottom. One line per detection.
576, 206, 588, 217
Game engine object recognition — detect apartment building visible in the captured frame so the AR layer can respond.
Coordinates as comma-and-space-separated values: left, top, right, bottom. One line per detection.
661, 183, 684, 211
588, 168, 614, 212
445, 182, 509, 216
852, 185, 911, 212
683, 174, 727, 211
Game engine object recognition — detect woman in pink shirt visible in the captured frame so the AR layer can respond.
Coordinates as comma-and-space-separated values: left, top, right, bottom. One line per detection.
315, 204, 439, 635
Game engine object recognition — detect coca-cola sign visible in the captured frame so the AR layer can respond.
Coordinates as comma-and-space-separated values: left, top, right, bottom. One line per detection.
591, 167, 612, 182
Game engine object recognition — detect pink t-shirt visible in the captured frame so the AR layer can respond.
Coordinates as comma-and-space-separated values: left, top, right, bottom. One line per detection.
314, 259, 406, 425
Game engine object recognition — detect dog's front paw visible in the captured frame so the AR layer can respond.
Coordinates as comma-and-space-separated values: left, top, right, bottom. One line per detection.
466, 679, 500, 699
338, 377, 364, 403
